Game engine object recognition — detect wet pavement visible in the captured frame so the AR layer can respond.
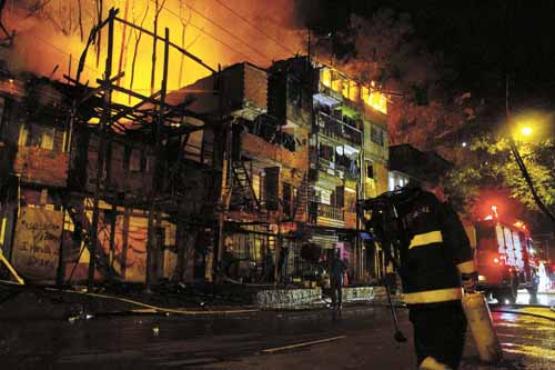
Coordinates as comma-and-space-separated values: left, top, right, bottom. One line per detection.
0, 303, 553, 370
513, 290, 555, 307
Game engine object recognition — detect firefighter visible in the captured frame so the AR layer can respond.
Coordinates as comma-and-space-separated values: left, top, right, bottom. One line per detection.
384, 184, 477, 370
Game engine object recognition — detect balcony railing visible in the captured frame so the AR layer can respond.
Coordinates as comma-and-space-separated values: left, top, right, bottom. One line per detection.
316, 111, 362, 145
310, 201, 344, 221
315, 156, 360, 180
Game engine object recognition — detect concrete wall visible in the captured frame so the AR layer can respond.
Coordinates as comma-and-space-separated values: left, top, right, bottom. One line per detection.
243, 63, 268, 110
256, 288, 322, 310
255, 286, 390, 310
342, 286, 387, 301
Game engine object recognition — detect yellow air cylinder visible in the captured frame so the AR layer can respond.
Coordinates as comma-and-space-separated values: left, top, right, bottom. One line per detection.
462, 292, 503, 363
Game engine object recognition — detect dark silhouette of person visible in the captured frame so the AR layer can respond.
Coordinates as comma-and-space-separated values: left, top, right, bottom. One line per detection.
330, 249, 347, 310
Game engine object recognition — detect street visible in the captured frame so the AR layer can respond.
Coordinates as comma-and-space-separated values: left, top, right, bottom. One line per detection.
514, 291, 555, 307
0, 302, 553, 370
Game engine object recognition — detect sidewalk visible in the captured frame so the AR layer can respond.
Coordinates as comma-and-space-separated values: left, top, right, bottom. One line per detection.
0, 281, 395, 321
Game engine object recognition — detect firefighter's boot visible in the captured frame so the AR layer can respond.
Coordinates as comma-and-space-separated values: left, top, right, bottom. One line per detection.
419, 356, 452, 370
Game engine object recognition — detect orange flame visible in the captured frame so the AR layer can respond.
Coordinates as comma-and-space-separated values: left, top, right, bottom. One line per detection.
2, 0, 304, 106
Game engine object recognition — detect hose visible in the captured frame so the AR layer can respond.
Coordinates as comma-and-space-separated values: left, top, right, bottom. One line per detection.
0, 280, 257, 317
43, 287, 259, 316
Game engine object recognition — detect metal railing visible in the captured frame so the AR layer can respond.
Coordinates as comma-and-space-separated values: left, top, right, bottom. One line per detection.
310, 201, 344, 221
316, 111, 362, 145
315, 156, 360, 180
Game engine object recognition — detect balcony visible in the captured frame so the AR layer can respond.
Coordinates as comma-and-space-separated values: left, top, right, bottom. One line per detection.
315, 156, 360, 181
311, 201, 344, 221
316, 111, 362, 146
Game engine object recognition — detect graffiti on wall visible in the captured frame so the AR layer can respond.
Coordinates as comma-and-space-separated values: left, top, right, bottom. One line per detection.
12, 207, 63, 280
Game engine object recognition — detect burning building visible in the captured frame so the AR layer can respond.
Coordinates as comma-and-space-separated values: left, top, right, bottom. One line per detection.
170, 56, 390, 285
0, 7, 217, 288
0, 2, 393, 289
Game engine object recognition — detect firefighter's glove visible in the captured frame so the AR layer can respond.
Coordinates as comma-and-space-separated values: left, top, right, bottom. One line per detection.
461, 272, 478, 293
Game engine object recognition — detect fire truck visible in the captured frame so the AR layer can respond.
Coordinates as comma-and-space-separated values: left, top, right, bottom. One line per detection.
468, 217, 539, 304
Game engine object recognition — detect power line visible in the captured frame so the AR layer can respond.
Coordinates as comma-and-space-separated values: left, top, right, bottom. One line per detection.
33, 34, 101, 76
184, 2, 273, 62
186, 20, 257, 63
212, 0, 296, 55
148, 0, 268, 65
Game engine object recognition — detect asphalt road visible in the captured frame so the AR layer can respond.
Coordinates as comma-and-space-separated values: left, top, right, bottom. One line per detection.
0, 302, 553, 370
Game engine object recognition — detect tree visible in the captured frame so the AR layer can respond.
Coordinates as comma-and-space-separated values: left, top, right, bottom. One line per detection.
444, 134, 555, 219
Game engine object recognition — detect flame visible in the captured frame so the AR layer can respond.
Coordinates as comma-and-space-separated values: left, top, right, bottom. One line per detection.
362, 86, 387, 114
1, 0, 304, 106
319, 66, 388, 114
321, 67, 332, 88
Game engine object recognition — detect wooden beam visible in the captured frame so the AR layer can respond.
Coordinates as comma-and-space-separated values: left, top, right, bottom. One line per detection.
114, 16, 216, 73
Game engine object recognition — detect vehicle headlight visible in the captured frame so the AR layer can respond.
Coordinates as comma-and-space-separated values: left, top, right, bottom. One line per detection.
478, 274, 486, 282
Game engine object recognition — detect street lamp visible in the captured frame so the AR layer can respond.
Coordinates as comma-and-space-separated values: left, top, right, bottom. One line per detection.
512, 121, 535, 141
520, 125, 533, 137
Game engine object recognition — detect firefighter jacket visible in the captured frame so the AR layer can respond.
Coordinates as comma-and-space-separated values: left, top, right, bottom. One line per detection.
393, 189, 476, 307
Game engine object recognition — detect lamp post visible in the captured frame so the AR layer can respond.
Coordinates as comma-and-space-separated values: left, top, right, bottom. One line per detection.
505, 80, 555, 227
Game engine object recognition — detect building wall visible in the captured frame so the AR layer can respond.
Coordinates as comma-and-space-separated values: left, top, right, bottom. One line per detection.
1, 109, 70, 188
60, 204, 177, 283
74, 132, 155, 197
13, 146, 68, 187
10, 206, 63, 281
241, 132, 308, 170
243, 63, 268, 110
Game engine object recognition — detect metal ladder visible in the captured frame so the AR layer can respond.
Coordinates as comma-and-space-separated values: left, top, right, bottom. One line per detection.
230, 161, 261, 211
292, 174, 310, 221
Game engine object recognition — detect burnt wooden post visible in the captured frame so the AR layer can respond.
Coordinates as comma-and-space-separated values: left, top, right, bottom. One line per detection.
216, 65, 232, 282
146, 27, 169, 290
120, 207, 130, 279
88, 8, 116, 291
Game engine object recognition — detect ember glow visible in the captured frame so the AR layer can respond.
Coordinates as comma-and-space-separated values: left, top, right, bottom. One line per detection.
0, 0, 304, 105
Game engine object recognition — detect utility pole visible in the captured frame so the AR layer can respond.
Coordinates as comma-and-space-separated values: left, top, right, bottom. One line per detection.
216, 65, 231, 282
88, 8, 116, 291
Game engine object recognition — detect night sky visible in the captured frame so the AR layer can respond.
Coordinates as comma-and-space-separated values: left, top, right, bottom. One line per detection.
300, 0, 555, 115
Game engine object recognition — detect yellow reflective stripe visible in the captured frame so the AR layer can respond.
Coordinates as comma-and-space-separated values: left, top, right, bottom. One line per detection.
419, 356, 451, 370
409, 230, 443, 249
403, 287, 463, 305
457, 260, 476, 274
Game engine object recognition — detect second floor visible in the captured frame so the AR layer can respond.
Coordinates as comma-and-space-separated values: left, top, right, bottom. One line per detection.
0, 94, 70, 188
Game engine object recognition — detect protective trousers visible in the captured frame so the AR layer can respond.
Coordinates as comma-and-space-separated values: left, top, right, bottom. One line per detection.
409, 302, 467, 369
330, 277, 343, 309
